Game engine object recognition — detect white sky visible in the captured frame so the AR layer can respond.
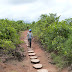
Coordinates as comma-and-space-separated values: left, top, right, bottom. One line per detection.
0, 0, 72, 22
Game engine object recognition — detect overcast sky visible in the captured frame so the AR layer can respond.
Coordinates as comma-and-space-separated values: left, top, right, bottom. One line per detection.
0, 0, 72, 22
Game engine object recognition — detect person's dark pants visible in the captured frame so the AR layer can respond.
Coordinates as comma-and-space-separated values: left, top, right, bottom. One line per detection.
28, 38, 31, 48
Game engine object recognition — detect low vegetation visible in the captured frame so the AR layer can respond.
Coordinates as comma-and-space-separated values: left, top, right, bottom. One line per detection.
0, 13, 72, 68
0, 19, 28, 56
31, 13, 72, 68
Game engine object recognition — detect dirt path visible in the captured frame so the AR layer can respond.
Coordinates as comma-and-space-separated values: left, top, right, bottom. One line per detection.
0, 30, 68, 72
21, 30, 68, 72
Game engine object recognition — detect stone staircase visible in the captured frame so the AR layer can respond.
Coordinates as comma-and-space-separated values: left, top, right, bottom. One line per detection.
24, 39, 48, 72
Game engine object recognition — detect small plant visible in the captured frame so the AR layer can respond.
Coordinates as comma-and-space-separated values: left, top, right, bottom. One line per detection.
20, 48, 24, 52
51, 52, 66, 69
51, 52, 56, 59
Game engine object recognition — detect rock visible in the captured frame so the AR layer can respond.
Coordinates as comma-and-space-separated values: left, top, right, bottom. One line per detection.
29, 53, 36, 56
31, 59, 40, 63
33, 64, 43, 69
28, 48, 33, 51
30, 56, 37, 59
28, 50, 34, 53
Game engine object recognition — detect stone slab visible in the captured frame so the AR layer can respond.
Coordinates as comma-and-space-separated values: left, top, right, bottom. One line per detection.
29, 53, 36, 56
30, 56, 37, 59
33, 64, 42, 69
28, 50, 34, 53
31, 59, 40, 63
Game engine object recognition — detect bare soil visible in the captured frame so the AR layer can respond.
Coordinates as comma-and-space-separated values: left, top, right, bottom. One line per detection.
0, 30, 68, 72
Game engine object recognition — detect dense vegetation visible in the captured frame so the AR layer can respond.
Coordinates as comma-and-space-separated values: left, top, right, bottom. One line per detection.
0, 13, 72, 68
31, 13, 72, 68
0, 19, 28, 55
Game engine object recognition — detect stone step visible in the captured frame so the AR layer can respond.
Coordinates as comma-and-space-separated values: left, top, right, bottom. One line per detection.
37, 69, 48, 72
33, 64, 43, 69
28, 47, 33, 50
28, 50, 34, 53
31, 59, 40, 63
28, 48, 33, 51
29, 53, 36, 56
25, 42, 48, 72
30, 56, 38, 59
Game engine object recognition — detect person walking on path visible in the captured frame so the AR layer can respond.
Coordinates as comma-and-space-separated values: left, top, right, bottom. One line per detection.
27, 29, 33, 48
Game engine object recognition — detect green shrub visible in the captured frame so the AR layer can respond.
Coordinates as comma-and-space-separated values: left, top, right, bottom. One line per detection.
0, 39, 16, 54
0, 19, 29, 55
31, 13, 72, 68
51, 52, 66, 69
63, 34, 72, 64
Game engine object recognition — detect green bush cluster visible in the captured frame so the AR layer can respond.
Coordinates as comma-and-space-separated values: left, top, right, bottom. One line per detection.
0, 19, 28, 54
31, 13, 72, 68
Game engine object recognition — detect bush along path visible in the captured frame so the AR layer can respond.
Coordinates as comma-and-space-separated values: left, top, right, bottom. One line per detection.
30, 14, 72, 70
23, 30, 68, 72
